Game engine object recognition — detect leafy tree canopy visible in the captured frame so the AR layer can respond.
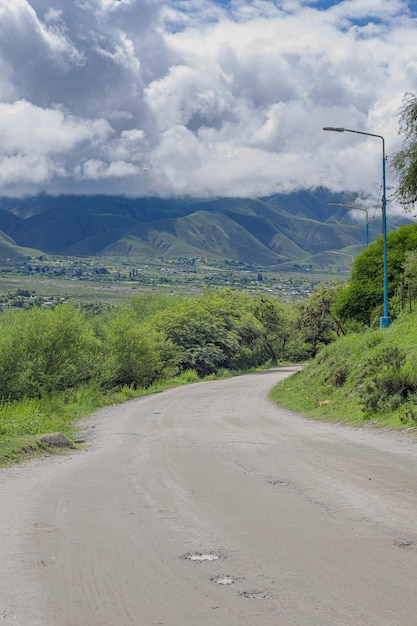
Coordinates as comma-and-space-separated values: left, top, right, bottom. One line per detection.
151, 290, 261, 376
296, 282, 345, 356
392, 92, 417, 209
333, 223, 417, 324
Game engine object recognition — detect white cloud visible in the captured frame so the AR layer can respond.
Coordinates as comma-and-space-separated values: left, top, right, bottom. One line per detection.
76, 158, 139, 179
0, 154, 65, 187
0, 0, 415, 206
0, 100, 111, 154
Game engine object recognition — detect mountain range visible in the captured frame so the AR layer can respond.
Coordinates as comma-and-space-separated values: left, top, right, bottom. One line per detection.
0, 188, 410, 268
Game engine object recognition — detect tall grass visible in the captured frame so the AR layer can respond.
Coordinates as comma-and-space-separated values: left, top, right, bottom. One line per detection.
0, 387, 103, 466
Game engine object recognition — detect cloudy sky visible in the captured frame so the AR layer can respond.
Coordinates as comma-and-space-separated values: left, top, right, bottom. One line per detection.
0, 0, 416, 204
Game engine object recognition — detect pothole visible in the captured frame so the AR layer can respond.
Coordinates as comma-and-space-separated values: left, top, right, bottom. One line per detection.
239, 590, 277, 600
395, 538, 417, 550
182, 552, 222, 562
211, 575, 239, 585
267, 479, 289, 487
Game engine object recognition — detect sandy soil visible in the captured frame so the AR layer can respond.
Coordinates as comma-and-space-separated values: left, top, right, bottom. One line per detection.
2, 366, 417, 625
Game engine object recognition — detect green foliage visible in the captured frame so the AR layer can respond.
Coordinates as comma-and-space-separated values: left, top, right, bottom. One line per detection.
152, 289, 266, 376
0, 396, 71, 437
398, 399, 417, 424
357, 345, 413, 414
392, 93, 417, 209
400, 250, 417, 311
295, 282, 344, 356
101, 308, 178, 389
0, 286, 320, 466
252, 295, 289, 361
403, 250, 417, 290
128, 292, 185, 322
333, 223, 417, 325
0, 305, 100, 401
171, 370, 201, 385
271, 312, 417, 426
0, 289, 294, 406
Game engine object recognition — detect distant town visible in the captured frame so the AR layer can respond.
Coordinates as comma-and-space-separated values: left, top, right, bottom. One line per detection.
0, 255, 344, 311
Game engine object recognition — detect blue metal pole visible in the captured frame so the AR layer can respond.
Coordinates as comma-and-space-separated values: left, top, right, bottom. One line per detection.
380, 136, 391, 327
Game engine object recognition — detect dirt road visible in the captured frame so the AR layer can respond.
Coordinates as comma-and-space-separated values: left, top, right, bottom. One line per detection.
2, 366, 417, 625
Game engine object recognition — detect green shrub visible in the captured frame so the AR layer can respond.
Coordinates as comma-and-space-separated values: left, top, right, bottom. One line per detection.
398, 399, 417, 424
101, 310, 178, 389
355, 345, 417, 415
150, 289, 286, 376
0, 305, 100, 401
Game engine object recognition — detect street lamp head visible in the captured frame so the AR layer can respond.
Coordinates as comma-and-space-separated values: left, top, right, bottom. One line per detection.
323, 127, 345, 132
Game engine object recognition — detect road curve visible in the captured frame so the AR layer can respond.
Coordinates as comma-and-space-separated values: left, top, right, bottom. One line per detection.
2, 366, 417, 625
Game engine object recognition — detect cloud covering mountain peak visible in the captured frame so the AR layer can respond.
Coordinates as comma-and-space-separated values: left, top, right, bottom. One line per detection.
0, 0, 416, 200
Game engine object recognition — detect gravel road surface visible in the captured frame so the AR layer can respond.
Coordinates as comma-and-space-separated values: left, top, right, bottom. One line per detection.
2, 366, 417, 625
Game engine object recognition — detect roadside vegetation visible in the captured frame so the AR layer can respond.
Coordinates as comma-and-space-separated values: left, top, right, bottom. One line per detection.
0, 288, 319, 466
271, 223, 417, 428
3, 93, 417, 466
271, 312, 417, 427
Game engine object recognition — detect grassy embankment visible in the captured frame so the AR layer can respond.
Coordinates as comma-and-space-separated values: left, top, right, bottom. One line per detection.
270, 312, 417, 430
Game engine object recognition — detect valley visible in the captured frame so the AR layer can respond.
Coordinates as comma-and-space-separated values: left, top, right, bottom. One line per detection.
0, 254, 341, 309
0, 188, 408, 309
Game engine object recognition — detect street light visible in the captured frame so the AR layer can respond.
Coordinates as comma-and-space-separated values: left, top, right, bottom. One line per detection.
328, 203, 369, 247
323, 127, 391, 328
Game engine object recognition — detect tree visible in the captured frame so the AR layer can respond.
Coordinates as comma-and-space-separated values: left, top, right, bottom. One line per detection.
128, 292, 185, 322
296, 282, 344, 357
392, 93, 417, 209
252, 295, 289, 362
152, 290, 267, 376
395, 250, 417, 313
333, 223, 417, 325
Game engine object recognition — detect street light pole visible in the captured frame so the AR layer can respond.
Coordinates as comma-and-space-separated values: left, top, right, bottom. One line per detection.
323, 127, 391, 328
328, 203, 369, 247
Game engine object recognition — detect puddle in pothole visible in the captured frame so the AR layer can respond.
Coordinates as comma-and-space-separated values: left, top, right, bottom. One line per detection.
182, 552, 221, 562
211, 575, 239, 585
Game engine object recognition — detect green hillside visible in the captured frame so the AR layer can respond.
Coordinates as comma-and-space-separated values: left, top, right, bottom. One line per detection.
174, 211, 283, 264
0, 230, 43, 260
0, 189, 410, 267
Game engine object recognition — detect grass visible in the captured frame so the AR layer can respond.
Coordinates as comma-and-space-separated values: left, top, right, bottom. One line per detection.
270, 312, 417, 430
0, 391, 97, 466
